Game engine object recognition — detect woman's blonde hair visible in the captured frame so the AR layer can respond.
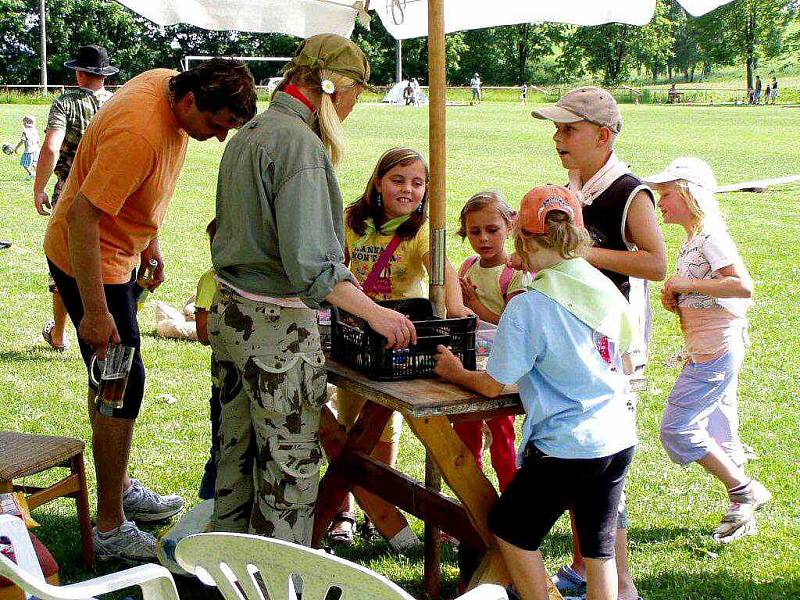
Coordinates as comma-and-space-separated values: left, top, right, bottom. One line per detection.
457, 191, 515, 239
513, 211, 592, 270
278, 65, 358, 167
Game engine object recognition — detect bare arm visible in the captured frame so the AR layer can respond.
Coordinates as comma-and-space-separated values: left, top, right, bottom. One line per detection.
434, 345, 506, 397
195, 309, 210, 345
33, 129, 65, 215
586, 191, 667, 281
422, 253, 472, 317
460, 277, 501, 324
325, 281, 417, 349
665, 263, 752, 299
66, 192, 120, 356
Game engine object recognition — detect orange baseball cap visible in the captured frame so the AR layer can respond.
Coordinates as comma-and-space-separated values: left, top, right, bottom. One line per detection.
518, 185, 584, 234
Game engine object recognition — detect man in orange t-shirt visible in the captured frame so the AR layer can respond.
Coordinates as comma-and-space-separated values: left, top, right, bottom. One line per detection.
43, 58, 256, 563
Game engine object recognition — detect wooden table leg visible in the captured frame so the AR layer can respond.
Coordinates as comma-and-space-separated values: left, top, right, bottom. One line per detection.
406, 414, 563, 600
319, 403, 412, 543
423, 451, 441, 600
312, 402, 392, 547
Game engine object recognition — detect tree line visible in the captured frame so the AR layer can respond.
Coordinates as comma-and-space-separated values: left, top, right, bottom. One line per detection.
1, 0, 797, 90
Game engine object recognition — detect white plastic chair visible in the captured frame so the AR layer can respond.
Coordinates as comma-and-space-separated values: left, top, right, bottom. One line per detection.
0, 514, 180, 600
175, 532, 507, 600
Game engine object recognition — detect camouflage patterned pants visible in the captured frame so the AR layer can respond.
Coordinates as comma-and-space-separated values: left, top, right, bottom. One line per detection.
207, 288, 327, 545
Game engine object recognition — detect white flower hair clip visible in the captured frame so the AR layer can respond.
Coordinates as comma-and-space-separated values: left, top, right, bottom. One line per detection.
321, 79, 336, 94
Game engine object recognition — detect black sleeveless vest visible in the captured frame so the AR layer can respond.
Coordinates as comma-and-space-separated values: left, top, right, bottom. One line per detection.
582, 174, 654, 299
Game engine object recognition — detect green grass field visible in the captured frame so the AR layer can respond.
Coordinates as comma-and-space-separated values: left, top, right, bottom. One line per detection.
1, 101, 799, 599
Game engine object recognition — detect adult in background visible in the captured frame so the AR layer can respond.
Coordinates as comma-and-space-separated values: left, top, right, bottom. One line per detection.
770, 77, 778, 104
532, 86, 667, 600
210, 33, 415, 545
33, 44, 116, 352
753, 75, 762, 105
470, 72, 482, 103
43, 58, 257, 562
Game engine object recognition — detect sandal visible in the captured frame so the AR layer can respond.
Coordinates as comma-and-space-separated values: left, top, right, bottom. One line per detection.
328, 511, 356, 545
360, 517, 380, 542
42, 320, 69, 351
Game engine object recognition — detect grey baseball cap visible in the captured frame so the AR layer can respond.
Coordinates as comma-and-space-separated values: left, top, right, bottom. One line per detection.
532, 86, 622, 134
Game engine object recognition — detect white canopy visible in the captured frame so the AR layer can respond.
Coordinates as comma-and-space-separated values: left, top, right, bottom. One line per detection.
373, 0, 734, 39
114, 0, 362, 37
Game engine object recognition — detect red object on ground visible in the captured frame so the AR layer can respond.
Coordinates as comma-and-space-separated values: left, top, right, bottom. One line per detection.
0, 530, 59, 589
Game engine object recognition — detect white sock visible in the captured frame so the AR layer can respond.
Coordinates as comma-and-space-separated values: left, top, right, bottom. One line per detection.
389, 526, 421, 551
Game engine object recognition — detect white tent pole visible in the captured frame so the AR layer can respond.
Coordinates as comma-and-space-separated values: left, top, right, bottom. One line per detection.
395, 39, 402, 83
428, 0, 446, 318
39, 0, 47, 94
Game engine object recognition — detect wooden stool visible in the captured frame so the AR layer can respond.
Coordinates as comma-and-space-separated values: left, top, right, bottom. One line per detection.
0, 431, 93, 568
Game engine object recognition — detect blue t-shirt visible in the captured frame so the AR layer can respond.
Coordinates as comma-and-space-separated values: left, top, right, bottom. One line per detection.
486, 289, 637, 460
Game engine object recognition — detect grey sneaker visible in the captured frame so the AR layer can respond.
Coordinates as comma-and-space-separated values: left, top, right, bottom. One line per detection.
94, 520, 157, 563
123, 479, 185, 522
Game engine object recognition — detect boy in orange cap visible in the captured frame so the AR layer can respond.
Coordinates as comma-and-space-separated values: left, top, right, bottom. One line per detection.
435, 186, 638, 600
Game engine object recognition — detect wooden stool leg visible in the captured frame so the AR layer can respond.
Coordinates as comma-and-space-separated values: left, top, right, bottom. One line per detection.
71, 453, 94, 569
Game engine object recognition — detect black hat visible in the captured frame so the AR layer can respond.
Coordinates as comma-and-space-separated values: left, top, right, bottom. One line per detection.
64, 45, 119, 77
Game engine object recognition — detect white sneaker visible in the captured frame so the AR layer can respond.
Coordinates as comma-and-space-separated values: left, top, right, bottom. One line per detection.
94, 520, 157, 563
712, 503, 757, 544
123, 479, 185, 523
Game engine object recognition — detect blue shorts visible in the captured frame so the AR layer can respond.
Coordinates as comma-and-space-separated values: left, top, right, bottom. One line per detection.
20, 152, 37, 168
660, 339, 746, 466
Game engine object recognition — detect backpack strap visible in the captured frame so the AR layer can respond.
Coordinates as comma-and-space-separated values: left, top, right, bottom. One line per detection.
458, 255, 480, 278
499, 264, 516, 302
361, 234, 402, 296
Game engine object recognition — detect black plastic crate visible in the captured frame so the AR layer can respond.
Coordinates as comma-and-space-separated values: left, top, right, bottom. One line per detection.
331, 298, 477, 381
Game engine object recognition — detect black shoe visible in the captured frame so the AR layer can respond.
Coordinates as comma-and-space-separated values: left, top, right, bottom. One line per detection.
361, 517, 380, 542
0, 241, 11, 250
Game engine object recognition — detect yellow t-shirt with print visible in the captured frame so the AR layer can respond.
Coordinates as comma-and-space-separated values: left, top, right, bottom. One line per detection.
461, 258, 532, 315
345, 225, 430, 301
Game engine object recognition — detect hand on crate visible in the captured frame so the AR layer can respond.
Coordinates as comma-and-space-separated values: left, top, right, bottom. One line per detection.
367, 306, 417, 350
433, 344, 463, 381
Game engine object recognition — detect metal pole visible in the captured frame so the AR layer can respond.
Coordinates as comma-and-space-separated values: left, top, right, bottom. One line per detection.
39, 0, 47, 94
428, 0, 446, 318
395, 39, 402, 83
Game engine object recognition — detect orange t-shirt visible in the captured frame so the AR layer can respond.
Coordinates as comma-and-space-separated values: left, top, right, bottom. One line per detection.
44, 69, 189, 284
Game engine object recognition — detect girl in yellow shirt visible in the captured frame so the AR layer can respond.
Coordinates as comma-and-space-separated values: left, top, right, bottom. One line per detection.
330, 147, 470, 547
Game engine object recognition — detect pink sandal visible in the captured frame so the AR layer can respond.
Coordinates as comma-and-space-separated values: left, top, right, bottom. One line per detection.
42, 321, 69, 351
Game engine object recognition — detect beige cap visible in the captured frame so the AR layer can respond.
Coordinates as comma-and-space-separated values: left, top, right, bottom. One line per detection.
532, 86, 622, 134
285, 33, 376, 91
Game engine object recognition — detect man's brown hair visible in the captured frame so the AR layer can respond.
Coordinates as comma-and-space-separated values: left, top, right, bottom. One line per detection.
169, 58, 257, 123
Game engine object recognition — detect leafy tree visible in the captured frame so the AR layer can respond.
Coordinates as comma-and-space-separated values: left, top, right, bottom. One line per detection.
693, 0, 797, 89
558, 0, 675, 84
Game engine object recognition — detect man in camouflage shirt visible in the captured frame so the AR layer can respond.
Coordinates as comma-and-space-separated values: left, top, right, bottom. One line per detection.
33, 45, 117, 351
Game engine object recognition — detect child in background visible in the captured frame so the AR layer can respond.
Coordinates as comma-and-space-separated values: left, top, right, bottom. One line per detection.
645, 157, 770, 543
328, 147, 471, 548
456, 191, 532, 493
14, 116, 39, 179
195, 219, 226, 500
435, 185, 638, 600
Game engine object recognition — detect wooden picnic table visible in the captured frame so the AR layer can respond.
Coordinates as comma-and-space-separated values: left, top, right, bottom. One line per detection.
312, 358, 563, 600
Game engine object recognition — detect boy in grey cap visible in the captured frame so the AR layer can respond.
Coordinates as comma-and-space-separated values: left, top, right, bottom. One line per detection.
532, 86, 667, 600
